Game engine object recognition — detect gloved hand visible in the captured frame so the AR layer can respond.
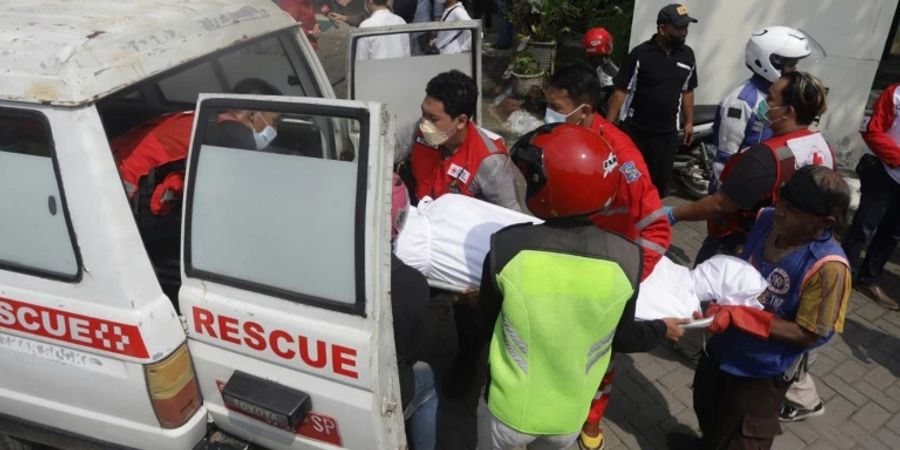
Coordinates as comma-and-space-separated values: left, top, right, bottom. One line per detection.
664, 206, 678, 225
705, 303, 773, 340
150, 171, 185, 216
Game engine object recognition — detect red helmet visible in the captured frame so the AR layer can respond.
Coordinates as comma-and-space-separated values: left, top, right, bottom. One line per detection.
511, 124, 620, 219
583, 27, 613, 56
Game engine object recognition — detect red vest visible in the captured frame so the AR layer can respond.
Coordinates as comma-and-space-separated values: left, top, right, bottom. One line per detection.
410, 124, 505, 201
708, 129, 832, 239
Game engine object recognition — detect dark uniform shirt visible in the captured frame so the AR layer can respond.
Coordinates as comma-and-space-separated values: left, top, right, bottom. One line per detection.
613, 35, 698, 133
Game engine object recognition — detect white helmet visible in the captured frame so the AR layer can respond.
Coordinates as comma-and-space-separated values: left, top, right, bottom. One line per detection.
745, 26, 814, 83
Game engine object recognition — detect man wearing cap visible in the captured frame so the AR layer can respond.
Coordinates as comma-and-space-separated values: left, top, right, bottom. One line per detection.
671, 166, 852, 450
606, 3, 698, 198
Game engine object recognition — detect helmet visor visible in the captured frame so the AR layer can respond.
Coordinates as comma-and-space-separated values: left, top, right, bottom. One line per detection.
795, 29, 827, 73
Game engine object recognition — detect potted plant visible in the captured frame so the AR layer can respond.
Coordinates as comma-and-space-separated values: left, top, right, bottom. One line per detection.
508, 0, 577, 74
510, 50, 544, 97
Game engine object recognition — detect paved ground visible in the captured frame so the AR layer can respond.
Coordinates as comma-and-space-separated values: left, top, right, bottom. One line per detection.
435, 193, 900, 450
315, 19, 900, 450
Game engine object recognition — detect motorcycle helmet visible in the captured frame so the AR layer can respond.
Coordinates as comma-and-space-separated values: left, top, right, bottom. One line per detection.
391, 174, 409, 240
583, 27, 614, 56
511, 124, 620, 219
745, 26, 820, 83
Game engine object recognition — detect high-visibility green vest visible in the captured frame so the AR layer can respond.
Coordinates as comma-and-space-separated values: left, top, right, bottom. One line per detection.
487, 222, 640, 435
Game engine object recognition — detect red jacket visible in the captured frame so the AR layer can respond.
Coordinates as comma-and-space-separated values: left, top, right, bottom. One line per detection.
278, 0, 319, 49
588, 115, 671, 280
112, 112, 194, 216
862, 82, 900, 167
411, 124, 507, 201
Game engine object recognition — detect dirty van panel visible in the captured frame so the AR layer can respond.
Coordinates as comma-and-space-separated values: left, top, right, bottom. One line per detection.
0, 104, 203, 449
348, 20, 482, 127
182, 95, 402, 449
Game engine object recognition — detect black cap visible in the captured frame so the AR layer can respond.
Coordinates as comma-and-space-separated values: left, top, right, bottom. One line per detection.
657, 4, 698, 26
779, 165, 830, 217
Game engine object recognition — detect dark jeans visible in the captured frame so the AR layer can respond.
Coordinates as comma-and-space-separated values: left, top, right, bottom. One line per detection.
622, 123, 679, 198
694, 351, 789, 450
842, 154, 900, 286
493, 0, 513, 47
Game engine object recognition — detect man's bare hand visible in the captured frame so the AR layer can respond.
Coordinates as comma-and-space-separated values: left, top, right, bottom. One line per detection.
662, 317, 691, 342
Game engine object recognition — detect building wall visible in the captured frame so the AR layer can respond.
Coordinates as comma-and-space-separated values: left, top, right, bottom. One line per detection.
629, 0, 899, 170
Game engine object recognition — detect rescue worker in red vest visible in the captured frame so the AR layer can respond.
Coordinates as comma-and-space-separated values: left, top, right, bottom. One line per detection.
539, 64, 672, 450
543, 64, 671, 280
670, 166, 852, 450
667, 71, 833, 265
397, 70, 527, 212
113, 78, 282, 253
477, 124, 688, 450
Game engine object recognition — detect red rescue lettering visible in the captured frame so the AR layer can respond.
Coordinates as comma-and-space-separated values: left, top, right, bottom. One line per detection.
192, 307, 359, 380
243, 321, 266, 351
0, 297, 148, 358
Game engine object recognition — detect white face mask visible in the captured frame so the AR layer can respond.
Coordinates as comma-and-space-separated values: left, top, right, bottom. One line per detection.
419, 118, 455, 147
253, 115, 277, 150
544, 104, 587, 124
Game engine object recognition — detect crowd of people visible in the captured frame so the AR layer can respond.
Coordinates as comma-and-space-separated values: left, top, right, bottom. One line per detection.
112, 2, 898, 449
382, 3, 890, 450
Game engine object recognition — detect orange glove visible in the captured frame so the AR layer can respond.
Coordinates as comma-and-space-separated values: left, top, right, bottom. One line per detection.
705, 304, 773, 340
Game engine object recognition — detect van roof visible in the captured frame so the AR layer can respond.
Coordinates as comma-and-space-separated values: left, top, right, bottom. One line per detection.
1, 1, 296, 106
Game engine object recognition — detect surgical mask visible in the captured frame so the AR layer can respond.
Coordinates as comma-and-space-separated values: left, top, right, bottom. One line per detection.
253, 115, 277, 150
419, 119, 454, 147
760, 105, 788, 127
544, 104, 587, 124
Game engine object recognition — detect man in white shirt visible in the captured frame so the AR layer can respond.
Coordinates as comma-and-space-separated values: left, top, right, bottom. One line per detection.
356, 0, 411, 61
435, 0, 472, 54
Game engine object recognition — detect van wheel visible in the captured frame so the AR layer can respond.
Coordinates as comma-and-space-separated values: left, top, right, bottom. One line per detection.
0, 433, 37, 450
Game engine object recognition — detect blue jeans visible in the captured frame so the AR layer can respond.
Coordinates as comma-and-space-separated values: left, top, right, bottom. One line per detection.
494, 0, 514, 47
405, 361, 438, 450
414, 0, 444, 22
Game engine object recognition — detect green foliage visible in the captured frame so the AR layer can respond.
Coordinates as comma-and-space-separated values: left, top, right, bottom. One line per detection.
511, 50, 542, 76
507, 0, 635, 61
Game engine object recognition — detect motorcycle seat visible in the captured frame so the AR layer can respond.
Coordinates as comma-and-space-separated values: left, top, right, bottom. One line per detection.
688, 105, 718, 125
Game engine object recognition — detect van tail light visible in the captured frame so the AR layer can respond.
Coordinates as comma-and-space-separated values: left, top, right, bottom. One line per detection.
144, 343, 202, 428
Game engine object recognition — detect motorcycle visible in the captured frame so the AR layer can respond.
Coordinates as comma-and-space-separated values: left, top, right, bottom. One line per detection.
594, 55, 716, 199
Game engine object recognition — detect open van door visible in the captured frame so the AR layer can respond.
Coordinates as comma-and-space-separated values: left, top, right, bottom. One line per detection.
181, 94, 402, 449
348, 20, 483, 126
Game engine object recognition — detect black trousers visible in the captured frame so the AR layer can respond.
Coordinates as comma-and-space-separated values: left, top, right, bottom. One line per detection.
842, 154, 900, 285
622, 123, 679, 198
693, 352, 789, 450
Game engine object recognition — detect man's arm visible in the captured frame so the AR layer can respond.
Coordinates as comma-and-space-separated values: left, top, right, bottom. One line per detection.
606, 88, 628, 123
713, 94, 755, 182
612, 287, 686, 353
682, 90, 694, 145
862, 83, 900, 167
671, 144, 776, 222
474, 154, 526, 212
770, 261, 851, 347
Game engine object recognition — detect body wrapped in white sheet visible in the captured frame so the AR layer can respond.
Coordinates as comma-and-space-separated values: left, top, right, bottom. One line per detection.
635, 255, 767, 320
394, 194, 541, 287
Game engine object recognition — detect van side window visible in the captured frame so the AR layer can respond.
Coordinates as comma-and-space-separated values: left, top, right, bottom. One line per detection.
0, 110, 80, 280
186, 106, 364, 311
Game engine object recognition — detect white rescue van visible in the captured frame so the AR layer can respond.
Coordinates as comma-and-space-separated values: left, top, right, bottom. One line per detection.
0, 1, 481, 448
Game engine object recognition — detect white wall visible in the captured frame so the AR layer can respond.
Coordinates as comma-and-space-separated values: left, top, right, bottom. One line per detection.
630, 0, 898, 170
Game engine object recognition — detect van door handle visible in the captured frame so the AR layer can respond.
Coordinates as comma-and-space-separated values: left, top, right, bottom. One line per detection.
48, 195, 58, 216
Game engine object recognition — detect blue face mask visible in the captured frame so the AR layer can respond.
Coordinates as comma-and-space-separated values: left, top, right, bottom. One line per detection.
759, 104, 787, 127
544, 104, 587, 124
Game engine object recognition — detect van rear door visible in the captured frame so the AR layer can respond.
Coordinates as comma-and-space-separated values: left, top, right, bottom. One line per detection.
181, 94, 401, 449
348, 20, 483, 125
